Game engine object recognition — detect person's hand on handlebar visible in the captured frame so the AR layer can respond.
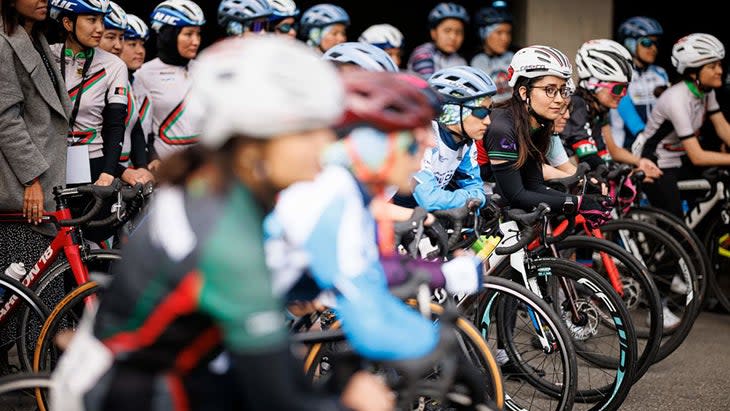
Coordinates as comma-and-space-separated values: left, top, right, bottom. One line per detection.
95, 172, 115, 187
637, 158, 662, 182
577, 194, 613, 228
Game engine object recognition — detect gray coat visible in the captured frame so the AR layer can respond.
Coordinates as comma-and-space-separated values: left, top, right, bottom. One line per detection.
0, 22, 71, 211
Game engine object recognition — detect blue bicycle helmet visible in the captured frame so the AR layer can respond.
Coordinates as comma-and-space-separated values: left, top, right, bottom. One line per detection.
474, 6, 512, 40
323, 42, 399, 72
428, 66, 497, 103
618, 16, 663, 56
428, 2, 469, 29
50, 0, 109, 19
218, 0, 273, 35
150, 0, 206, 32
125, 14, 150, 41
104, 1, 127, 31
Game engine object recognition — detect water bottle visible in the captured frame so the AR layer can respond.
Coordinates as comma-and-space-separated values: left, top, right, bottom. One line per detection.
0, 262, 27, 302
471, 235, 502, 261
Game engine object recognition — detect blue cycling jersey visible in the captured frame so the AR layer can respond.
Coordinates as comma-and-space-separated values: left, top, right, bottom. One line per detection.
404, 121, 486, 211
264, 165, 438, 360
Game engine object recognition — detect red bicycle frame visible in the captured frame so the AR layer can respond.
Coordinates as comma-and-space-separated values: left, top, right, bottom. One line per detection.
526, 214, 625, 296
0, 209, 90, 321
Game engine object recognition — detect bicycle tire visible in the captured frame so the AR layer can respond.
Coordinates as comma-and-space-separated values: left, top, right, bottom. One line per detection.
599, 219, 701, 363
702, 215, 730, 314
494, 257, 637, 410
0, 274, 50, 373
18, 249, 119, 367
625, 205, 710, 307
302, 302, 506, 410
461, 276, 578, 411
32, 281, 100, 411
543, 235, 662, 382
0, 371, 53, 411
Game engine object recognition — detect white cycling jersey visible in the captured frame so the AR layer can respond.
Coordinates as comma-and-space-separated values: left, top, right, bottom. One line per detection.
636, 81, 720, 169
133, 58, 203, 159
50, 45, 128, 159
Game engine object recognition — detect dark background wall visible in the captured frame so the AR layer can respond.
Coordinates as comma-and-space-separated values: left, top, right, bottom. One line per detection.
111, 0, 728, 81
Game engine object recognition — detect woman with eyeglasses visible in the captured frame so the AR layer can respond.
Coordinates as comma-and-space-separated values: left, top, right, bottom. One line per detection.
392, 66, 493, 212
610, 16, 669, 150
482, 45, 613, 227
218, 0, 272, 37
632, 33, 730, 219
563, 39, 662, 182
134, 0, 205, 170
266, 0, 299, 38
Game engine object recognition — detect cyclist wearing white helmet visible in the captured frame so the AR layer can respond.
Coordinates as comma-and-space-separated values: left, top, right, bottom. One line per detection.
113, 14, 155, 184
393, 65, 494, 211
633, 33, 730, 218
266, 0, 299, 37
98, 1, 126, 56
564, 39, 662, 182
51, 35, 393, 411
322, 41, 399, 73
299, 3, 349, 53
470, 4, 515, 104
359, 23, 404, 67
94, 3, 151, 184
218, 0, 273, 36
483, 45, 613, 227
135, 0, 205, 166
407, 2, 469, 79
50, 0, 132, 187
610, 16, 670, 149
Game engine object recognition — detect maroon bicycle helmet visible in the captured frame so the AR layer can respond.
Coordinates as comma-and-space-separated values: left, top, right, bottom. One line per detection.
337, 71, 441, 133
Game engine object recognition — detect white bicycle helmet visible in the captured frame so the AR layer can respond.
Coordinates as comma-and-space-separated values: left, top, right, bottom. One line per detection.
428, 65, 497, 103
671, 33, 725, 74
150, 0, 206, 32
575, 39, 633, 82
189, 36, 344, 148
507, 45, 573, 87
359, 24, 404, 50
125, 14, 150, 41
50, 0, 109, 19
104, 2, 127, 31
266, 0, 299, 20
323, 42, 399, 72
218, 0, 272, 34
428, 2, 469, 28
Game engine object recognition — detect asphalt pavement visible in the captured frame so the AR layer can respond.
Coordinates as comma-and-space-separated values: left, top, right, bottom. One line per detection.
621, 308, 730, 410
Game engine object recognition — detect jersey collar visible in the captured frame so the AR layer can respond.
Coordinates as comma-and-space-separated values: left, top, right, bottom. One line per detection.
684, 80, 705, 99
64, 47, 94, 60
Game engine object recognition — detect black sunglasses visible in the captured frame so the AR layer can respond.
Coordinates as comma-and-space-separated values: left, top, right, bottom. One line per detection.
245, 18, 270, 33
463, 105, 492, 119
275, 22, 298, 34
639, 37, 657, 48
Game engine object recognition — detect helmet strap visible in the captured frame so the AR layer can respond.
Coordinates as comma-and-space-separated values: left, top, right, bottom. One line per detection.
525, 93, 549, 127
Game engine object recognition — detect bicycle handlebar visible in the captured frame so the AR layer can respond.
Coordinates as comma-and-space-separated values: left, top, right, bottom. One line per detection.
57, 179, 149, 227
546, 162, 590, 192
494, 203, 550, 255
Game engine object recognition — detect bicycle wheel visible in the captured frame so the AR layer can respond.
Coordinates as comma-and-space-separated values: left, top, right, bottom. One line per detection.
18, 249, 119, 367
599, 219, 701, 363
544, 235, 662, 382
32, 281, 100, 411
461, 276, 577, 411
302, 302, 505, 411
494, 257, 637, 411
703, 214, 730, 314
0, 274, 50, 374
625, 205, 710, 307
0, 371, 52, 411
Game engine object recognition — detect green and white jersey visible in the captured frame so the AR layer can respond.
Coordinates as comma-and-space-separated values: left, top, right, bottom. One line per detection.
120, 82, 138, 166
50, 45, 128, 159
133, 58, 203, 159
